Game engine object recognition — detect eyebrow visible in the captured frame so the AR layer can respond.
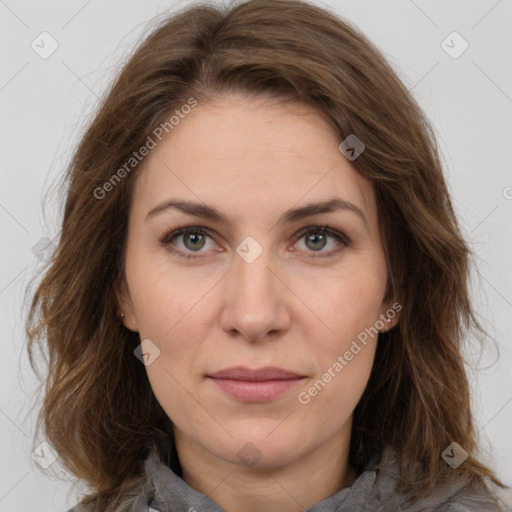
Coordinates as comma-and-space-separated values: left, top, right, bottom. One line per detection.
145, 197, 369, 231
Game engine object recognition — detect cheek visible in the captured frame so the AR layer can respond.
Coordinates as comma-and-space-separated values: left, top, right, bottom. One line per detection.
297, 261, 384, 403
127, 248, 194, 338
133, 274, 205, 426
298, 280, 379, 425
134, 286, 200, 370
307, 262, 386, 343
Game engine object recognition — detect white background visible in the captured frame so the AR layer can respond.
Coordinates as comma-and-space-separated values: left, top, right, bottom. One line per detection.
1, 0, 511, 510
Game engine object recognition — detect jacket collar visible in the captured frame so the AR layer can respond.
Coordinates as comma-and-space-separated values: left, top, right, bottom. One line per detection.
110, 443, 501, 512
140, 444, 383, 511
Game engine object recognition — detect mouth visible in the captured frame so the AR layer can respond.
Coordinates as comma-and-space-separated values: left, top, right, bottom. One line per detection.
206, 366, 306, 402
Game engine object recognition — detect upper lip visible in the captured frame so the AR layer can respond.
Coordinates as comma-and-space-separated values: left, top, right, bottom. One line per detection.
207, 366, 304, 381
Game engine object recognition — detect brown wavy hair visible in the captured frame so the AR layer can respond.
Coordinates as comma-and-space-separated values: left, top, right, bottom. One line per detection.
26, 0, 505, 509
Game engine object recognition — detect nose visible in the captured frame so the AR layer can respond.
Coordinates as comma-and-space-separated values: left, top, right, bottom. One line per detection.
219, 245, 291, 343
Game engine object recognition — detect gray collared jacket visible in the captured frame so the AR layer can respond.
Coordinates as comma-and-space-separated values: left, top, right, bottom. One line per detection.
67, 445, 505, 512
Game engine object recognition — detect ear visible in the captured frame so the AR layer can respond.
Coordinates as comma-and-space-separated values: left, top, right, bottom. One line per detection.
115, 276, 139, 332
377, 299, 402, 333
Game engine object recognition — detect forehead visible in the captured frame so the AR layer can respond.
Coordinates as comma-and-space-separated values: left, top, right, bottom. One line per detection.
131, 95, 376, 226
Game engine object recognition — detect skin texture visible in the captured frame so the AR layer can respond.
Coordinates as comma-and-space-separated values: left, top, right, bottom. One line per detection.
117, 93, 399, 512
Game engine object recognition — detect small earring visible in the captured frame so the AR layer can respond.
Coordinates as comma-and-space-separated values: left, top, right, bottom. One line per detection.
385, 317, 391, 323
120, 312, 124, 319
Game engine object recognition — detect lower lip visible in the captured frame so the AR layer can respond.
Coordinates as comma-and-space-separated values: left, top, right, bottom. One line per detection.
208, 377, 305, 402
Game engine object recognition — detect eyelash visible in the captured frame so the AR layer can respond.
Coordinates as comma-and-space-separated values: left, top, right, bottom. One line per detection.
159, 225, 350, 260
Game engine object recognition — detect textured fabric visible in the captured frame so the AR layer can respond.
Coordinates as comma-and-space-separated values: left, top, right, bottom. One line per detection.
67, 444, 504, 512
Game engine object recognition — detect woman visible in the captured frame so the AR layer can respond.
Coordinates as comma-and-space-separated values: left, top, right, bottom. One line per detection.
26, 0, 507, 510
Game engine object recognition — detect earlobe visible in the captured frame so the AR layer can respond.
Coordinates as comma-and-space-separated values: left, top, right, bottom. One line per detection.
377, 314, 392, 334
378, 300, 402, 333
120, 312, 139, 332
380, 315, 395, 333
115, 278, 139, 332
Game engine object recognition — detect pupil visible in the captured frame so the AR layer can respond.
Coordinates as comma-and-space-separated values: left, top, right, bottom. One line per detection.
185, 233, 205, 250
307, 233, 326, 251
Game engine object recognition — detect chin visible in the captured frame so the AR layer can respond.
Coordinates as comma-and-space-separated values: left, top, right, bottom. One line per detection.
208, 429, 307, 469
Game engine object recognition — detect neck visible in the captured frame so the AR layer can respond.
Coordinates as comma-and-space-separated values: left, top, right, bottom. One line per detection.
174, 426, 356, 512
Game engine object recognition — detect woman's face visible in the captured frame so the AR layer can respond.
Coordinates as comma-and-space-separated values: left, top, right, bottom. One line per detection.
119, 94, 398, 470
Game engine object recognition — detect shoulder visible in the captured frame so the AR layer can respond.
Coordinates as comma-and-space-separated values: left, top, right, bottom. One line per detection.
441, 483, 505, 512
362, 446, 504, 512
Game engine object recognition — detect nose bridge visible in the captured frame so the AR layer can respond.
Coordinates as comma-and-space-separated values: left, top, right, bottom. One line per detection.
234, 246, 274, 299
220, 240, 289, 340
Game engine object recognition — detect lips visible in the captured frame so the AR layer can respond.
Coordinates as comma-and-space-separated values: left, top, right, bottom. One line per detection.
207, 366, 306, 402
207, 366, 304, 381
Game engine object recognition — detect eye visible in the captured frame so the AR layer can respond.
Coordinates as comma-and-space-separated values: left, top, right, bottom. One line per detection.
159, 224, 350, 260
160, 226, 216, 259
293, 225, 350, 258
